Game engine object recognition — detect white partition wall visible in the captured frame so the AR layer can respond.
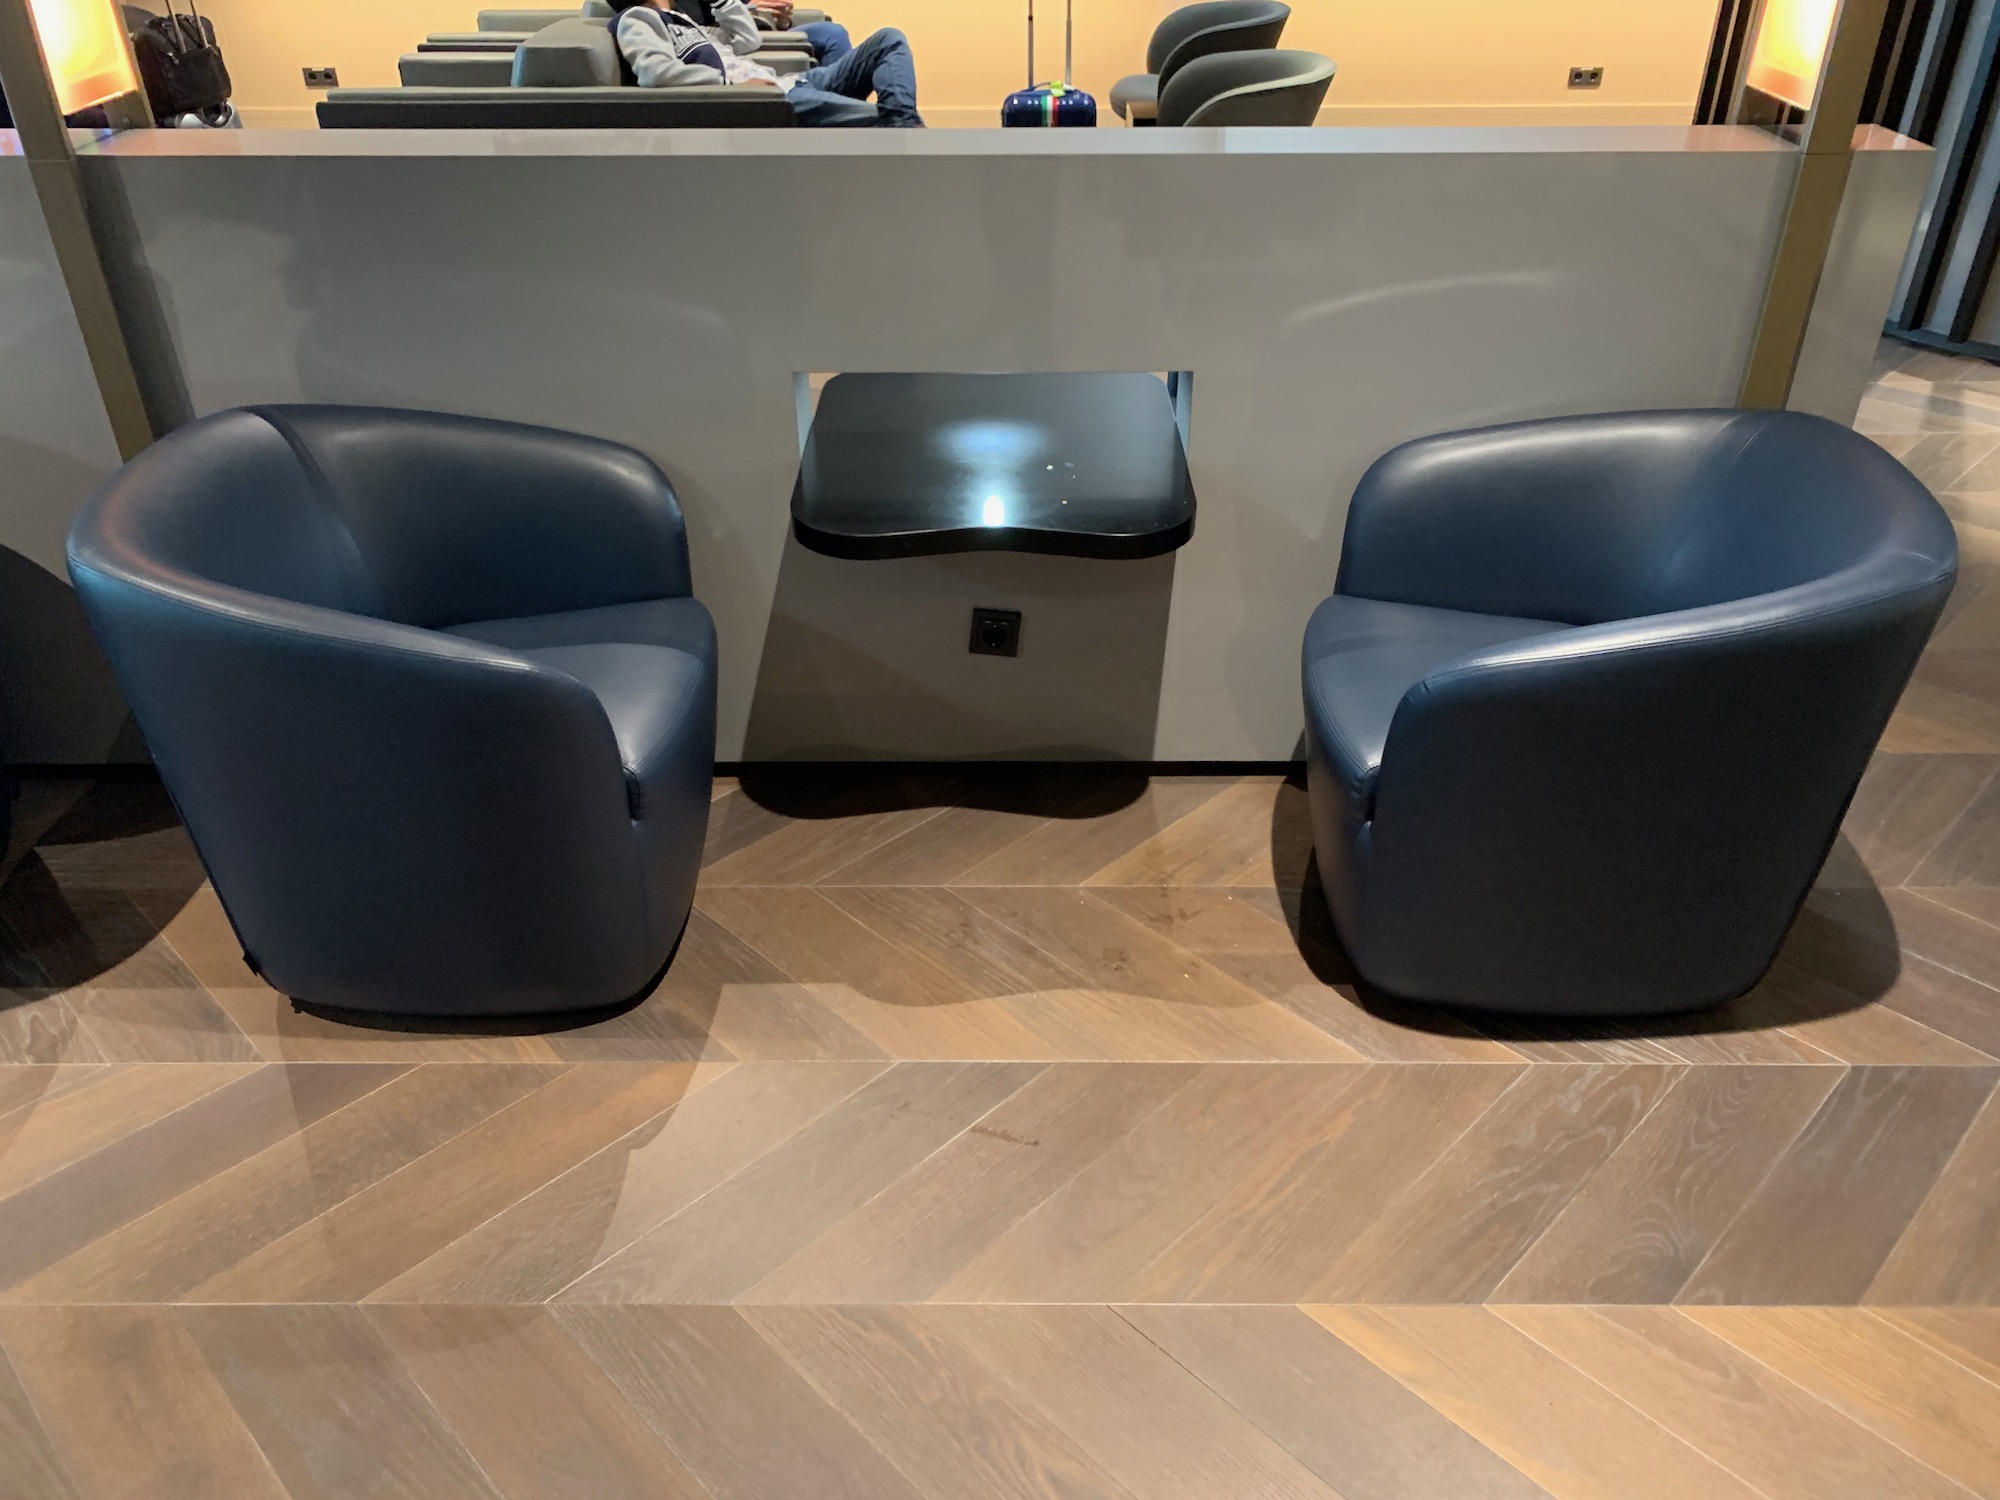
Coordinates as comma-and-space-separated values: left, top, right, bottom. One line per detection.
30, 125, 1930, 761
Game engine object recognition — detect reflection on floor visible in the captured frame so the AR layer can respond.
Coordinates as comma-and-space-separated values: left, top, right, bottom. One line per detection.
1, 339, 1997, 1497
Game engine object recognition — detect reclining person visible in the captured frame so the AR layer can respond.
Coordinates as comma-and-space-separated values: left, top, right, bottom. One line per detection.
609, 0, 922, 127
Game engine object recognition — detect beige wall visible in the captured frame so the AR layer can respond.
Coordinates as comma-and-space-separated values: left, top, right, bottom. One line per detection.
197, 0, 1720, 128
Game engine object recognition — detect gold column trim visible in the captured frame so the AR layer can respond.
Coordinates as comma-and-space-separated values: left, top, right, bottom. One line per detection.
1738, 0, 1896, 409
0, 0, 158, 460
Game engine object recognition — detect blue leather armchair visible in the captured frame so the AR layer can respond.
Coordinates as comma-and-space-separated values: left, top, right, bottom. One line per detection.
1303, 410, 1956, 1017
68, 406, 717, 1018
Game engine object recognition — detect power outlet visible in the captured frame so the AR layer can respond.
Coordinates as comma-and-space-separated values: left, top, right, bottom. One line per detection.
1568, 65, 1604, 89
969, 607, 1022, 658
303, 66, 340, 89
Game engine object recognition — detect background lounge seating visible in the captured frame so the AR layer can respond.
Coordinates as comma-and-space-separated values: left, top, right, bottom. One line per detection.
66, 406, 719, 1019
1157, 49, 1333, 126
1112, 0, 1290, 124
326, 15, 797, 126
399, 52, 517, 87
419, 32, 533, 50
1302, 410, 1957, 1017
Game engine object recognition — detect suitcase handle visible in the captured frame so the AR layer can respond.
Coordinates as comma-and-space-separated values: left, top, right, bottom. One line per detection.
1024, 0, 1074, 90
154, 0, 211, 59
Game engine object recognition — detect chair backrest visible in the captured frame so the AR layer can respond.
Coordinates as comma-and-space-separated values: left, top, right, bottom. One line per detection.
1340, 410, 1961, 628
69, 405, 697, 629
513, 16, 618, 86
69, 409, 387, 618
1158, 48, 1332, 126
1646, 412, 1961, 617
1148, 0, 1290, 92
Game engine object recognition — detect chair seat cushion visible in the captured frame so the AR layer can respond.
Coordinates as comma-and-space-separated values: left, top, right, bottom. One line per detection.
1303, 594, 1565, 816
447, 597, 715, 819
1110, 73, 1157, 118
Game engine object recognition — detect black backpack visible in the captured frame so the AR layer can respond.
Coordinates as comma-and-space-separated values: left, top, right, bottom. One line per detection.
126, 1, 232, 119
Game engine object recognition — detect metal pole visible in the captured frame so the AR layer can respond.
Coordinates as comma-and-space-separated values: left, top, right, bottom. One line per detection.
0, 0, 158, 459
1738, 0, 1897, 408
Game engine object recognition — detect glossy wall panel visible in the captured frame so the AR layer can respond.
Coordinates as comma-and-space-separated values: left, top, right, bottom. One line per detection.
55, 128, 1924, 758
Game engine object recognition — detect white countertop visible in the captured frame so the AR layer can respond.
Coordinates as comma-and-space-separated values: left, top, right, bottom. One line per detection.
63, 123, 1809, 161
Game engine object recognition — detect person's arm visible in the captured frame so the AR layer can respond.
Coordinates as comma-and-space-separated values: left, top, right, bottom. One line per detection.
617, 11, 726, 86
708, 0, 765, 56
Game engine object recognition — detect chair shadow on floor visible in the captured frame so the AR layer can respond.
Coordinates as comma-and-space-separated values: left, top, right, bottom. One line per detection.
729, 760, 1154, 822
1265, 772, 1905, 1043
1, 774, 204, 984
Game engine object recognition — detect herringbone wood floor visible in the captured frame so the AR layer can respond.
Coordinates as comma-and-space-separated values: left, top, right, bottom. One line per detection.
1, 341, 1998, 1497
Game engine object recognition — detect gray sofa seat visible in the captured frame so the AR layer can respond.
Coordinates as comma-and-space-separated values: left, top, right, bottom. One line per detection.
1109, 74, 1157, 119
399, 52, 516, 87
480, 8, 585, 29
420, 33, 530, 51
1303, 409, 1957, 1017
317, 85, 795, 127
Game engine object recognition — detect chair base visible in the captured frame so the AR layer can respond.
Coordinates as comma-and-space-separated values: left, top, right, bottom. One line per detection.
279, 909, 693, 1029
1305, 755, 1794, 1019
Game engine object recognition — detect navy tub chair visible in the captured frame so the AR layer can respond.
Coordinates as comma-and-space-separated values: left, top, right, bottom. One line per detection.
1303, 410, 1956, 1017
68, 406, 716, 1018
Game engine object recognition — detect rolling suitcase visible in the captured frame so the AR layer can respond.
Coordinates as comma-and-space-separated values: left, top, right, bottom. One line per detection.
1001, 0, 1097, 127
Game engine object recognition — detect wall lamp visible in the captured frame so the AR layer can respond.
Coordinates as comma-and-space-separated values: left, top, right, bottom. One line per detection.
26, 0, 140, 113
1745, 0, 1841, 112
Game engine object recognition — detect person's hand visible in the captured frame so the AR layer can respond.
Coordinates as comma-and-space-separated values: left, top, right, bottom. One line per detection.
739, 76, 781, 88
751, 1, 794, 27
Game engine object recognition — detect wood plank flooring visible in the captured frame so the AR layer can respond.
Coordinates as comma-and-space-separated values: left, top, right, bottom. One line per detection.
1, 340, 1997, 1496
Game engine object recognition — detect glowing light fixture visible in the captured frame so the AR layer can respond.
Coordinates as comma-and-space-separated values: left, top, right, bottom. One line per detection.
1745, 0, 1840, 111
26, 0, 138, 115
982, 494, 1006, 526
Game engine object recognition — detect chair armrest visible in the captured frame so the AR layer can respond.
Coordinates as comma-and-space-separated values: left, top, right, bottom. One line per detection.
67, 563, 654, 1009
1336, 410, 1755, 625
1361, 573, 1949, 1006
250, 405, 693, 629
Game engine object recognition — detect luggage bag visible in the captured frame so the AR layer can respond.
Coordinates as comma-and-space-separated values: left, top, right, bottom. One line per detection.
1001, 0, 1096, 126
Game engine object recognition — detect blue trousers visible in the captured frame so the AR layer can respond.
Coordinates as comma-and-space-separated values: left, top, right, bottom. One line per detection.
785, 27, 922, 127
799, 21, 850, 63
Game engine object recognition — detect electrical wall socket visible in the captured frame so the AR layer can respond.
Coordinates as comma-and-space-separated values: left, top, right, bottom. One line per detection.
303, 66, 340, 89
969, 607, 1022, 658
1568, 66, 1604, 89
